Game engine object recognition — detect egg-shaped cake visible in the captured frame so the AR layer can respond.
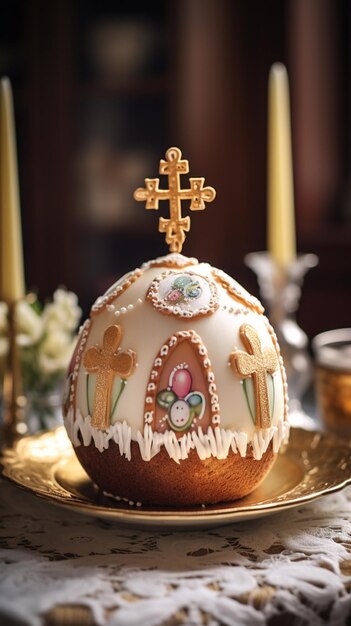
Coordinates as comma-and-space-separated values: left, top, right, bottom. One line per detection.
63, 147, 289, 506
63, 253, 289, 506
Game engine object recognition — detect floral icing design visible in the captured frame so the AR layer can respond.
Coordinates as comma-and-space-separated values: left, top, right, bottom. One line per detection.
157, 364, 205, 432
165, 275, 202, 305
147, 271, 219, 319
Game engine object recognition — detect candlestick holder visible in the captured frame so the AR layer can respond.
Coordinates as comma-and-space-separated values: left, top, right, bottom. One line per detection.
245, 252, 318, 428
1, 302, 27, 445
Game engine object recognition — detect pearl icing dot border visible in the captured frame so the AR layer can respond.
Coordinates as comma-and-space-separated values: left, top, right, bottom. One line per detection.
91, 268, 143, 316
105, 298, 144, 317
211, 268, 264, 314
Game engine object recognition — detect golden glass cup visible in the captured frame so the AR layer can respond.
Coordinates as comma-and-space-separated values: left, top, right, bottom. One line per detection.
313, 329, 351, 435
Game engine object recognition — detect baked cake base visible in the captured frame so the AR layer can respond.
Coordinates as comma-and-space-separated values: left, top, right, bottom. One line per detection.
75, 440, 276, 506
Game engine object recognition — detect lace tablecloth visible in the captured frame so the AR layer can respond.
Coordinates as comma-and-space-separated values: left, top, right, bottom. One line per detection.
0, 477, 351, 626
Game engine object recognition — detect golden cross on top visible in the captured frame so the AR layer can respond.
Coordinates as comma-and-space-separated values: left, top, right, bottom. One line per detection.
134, 147, 216, 253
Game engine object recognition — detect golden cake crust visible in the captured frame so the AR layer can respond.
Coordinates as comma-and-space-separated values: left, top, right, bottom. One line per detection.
75, 440, 276, 506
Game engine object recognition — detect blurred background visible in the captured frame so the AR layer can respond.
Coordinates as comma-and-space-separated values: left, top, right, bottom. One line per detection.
1, 0, 351, 337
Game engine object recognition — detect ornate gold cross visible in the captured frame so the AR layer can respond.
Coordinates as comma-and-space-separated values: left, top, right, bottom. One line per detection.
134, 147, 216, 253
83, 325, 136, 430
230, 324, 278, 429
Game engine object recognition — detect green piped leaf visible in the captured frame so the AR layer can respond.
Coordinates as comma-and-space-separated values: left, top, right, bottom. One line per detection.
86, 375, 127, 419
110, 378, 127, 418
86, 373, 95, 416
243, 379, 255, 424
242, 374, 276, 426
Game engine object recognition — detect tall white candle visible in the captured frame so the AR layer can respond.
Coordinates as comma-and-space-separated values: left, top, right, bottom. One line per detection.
267, 64, 296, 267
0, 77, 25, 304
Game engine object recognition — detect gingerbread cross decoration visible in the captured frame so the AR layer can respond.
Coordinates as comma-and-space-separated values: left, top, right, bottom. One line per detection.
83, 325, 136, 430
134, 147, 216, 253
230, 324, 278, 429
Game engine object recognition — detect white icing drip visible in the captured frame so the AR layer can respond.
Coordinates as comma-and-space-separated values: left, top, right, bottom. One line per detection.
65, 409, 290, 464
234, 431, 248, 457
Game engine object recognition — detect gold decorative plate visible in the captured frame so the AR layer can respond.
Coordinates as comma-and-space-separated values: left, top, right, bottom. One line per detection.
1, 427, 351, 529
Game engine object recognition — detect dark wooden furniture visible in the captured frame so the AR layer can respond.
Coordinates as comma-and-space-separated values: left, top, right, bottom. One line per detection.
1, 0, 350, 336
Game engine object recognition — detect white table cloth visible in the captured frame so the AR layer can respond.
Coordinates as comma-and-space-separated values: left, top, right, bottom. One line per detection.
0, 476, 351, 626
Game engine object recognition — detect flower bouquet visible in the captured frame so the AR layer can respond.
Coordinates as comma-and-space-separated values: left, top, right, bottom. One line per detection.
0, 289, 81, 431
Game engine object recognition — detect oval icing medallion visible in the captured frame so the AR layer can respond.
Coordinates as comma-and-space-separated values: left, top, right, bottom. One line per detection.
147, 270, 219, 319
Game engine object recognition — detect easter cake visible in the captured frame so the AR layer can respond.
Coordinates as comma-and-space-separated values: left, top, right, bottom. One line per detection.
63, 148, 289, 506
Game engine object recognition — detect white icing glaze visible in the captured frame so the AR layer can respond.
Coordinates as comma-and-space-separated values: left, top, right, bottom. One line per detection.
66, 254, 289, 461
65, 409, 289, 463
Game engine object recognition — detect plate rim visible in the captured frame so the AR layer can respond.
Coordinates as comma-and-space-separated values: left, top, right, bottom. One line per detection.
1, 426, 351, 525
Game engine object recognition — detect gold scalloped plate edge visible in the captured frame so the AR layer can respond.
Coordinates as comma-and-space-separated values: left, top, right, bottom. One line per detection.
1, 426, 351, 529
2, 470, 351, 527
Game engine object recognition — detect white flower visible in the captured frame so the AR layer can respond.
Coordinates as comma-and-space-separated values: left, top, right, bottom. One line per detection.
43, 289, 81, 334
15, 301, 43, 347
0, 290, 81, 386
38, 330, 76, 375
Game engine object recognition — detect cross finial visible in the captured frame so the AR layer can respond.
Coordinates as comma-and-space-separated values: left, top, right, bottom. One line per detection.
134, 147, 216, 253
83, 325, 136, 430
230, 324, 278, 429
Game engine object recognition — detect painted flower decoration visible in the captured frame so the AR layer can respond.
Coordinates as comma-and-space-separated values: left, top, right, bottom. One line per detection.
166, 275, 202, 305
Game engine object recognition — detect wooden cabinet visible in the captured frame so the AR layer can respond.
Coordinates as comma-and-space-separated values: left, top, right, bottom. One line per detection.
1, 0, 350, 336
